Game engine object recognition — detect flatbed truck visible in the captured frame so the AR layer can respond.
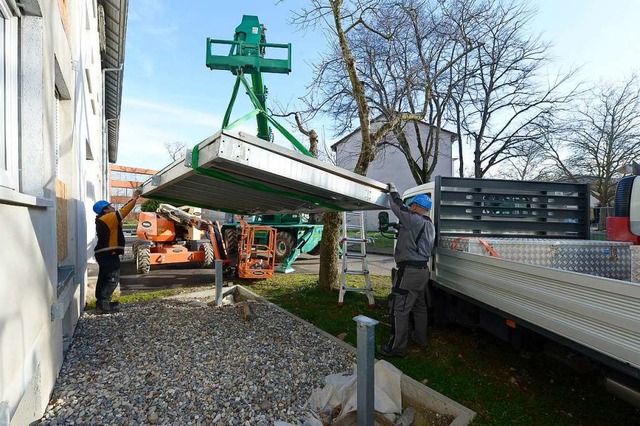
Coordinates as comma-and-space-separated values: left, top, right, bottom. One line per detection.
384, 176, 640, 406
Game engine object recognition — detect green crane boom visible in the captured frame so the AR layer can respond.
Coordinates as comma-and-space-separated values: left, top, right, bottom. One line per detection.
204, 16, 322, 273
205, 15, 309, 154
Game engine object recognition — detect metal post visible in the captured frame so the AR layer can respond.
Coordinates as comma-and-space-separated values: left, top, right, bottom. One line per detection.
215, 260, 223, 306
353, 315, 378, 425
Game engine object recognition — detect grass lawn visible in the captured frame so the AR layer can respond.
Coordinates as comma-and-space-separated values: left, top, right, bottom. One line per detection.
237, 275, 639, 426
101, 274, 639, 425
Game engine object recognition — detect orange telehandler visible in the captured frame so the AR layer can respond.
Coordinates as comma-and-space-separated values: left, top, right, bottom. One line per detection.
133, 204, 276, 279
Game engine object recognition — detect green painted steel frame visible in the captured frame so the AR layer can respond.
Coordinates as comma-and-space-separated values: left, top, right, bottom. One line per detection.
201, 15, 322, 271
218, 74, 312, 156
205, 39, 292, 74
205, 18, 311, 157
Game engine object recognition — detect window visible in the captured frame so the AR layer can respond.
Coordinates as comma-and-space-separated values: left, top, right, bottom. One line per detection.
0, 1, 18, 190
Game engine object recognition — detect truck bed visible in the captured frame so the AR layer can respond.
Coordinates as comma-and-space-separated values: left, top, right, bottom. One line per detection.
435, 247, 640, 377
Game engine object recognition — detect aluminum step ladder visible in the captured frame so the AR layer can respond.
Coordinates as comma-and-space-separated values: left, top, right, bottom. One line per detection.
339, 211, 376, 307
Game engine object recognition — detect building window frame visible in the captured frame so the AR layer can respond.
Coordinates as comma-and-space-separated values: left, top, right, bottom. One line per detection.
0, 0, 19, 191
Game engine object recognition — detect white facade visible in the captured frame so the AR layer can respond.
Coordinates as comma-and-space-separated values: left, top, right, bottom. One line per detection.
0, 1, 112, 424
332, 120, 455, 229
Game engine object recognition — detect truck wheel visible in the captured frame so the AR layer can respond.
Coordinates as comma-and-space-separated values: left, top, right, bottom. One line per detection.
275, 231, 296, 263
136, 245, 151, 274
200, 242, 214, 268
223, 228, 238, 258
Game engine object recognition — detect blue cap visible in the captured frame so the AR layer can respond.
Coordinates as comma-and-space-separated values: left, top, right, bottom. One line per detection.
409, 194, 432, 210
93, 200, 111, 215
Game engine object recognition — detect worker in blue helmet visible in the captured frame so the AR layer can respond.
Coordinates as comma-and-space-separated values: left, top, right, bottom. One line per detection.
92, 188, 142, 314
379, 183, 435, 358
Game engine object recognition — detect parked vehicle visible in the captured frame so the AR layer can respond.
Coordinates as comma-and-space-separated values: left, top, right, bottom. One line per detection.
134, 204, 275, 279
379, 176, 640, 406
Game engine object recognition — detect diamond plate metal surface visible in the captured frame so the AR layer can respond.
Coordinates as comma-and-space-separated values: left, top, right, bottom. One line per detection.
632, 246, 640, 283
441, 237, 632, 281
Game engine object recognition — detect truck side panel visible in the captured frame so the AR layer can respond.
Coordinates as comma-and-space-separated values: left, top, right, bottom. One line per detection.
432, 176, 591, 240
435, 247, 640, 378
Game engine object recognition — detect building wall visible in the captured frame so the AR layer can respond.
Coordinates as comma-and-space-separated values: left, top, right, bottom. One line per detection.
334, 121, 454, 230
0, 1, 104, 424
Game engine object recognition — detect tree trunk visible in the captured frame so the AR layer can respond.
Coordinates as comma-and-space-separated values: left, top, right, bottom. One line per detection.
598, 206, 609, 232
290, 113, 337, 291
317, 211, 341, 292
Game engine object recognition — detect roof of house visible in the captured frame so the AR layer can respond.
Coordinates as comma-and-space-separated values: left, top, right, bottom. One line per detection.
329, 116, 457, 151
99, 0, 129, 163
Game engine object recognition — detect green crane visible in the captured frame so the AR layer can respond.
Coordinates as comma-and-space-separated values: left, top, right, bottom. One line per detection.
205, 15, 322, 272
206, 15, 310, 155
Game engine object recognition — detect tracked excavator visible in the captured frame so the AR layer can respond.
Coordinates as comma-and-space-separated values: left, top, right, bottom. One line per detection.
133, 204, 276, 279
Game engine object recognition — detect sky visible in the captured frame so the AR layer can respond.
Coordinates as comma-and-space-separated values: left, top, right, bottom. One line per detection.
117, 0, 640, 171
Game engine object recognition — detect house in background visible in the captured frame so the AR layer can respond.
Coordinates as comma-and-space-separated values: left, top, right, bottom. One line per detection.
0, 1, 128, 424
331, 119, 456, 229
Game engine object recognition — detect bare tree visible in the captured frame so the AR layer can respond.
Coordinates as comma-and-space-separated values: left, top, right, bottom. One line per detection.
269, 100, 343, 290
302, 0, 474, 185
447, 0, 577, 178
493, 139, 555, 181
344, 1, 474, 184
292, 0, 409, 291
293, 0, 383, 292
545, 75, 640, 212
292, 0, 474, 291
164, 141, 187, 161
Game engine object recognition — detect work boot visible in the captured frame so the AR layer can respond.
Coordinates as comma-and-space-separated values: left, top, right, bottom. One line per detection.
377, 345, 406, 358
96, 300, 120, 314
109, 301, 120, 309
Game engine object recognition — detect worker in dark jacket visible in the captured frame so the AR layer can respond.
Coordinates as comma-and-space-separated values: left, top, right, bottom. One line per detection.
92, 189, 142, 314
379, 182, 436, 357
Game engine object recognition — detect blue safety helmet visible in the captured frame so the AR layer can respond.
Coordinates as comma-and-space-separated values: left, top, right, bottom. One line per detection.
409, 194, 432, 210
93, 200, 111, 215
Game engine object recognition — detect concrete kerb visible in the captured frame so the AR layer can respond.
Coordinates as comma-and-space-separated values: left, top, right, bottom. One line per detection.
164, 285, 476, 425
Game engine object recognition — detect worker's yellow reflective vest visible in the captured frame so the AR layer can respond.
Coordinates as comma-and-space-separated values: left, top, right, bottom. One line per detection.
94, 198, 136, 255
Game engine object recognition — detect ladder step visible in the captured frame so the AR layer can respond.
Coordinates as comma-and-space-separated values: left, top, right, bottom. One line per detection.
343, 269, 370, 275
344, 253, 366, 259
343, 237, 368, 243
339, 211, 374, 307
341, 287, 373, 293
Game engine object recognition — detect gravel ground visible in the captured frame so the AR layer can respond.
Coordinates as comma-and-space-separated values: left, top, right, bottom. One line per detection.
37, 299, 357, 425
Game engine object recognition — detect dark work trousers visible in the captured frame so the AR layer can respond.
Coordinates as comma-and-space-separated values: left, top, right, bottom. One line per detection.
385, 265, 430, 355
95, 253, 121, 303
